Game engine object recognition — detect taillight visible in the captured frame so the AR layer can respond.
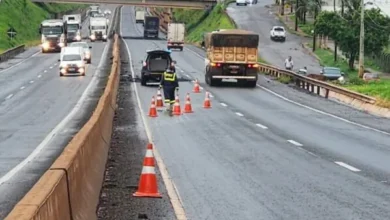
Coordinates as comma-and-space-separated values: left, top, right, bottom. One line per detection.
211, 63, 221, 67
248, 64, 259, 68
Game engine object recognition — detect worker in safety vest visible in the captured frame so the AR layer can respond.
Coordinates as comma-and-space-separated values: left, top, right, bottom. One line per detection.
159, 68, 179, 111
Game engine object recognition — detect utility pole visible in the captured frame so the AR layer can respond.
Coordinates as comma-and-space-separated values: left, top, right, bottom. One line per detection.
358, 0, 365, 78
334, 0, 337, 62
295, 0, 298, 31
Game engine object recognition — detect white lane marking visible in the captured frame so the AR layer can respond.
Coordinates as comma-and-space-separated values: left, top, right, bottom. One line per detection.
20, 86, 25, 90
0, 50, 40, 74
5, 94, 13, 100
209, 93, 214, 98
29, 80, 34, 84
235, 112, 244, 117
185, 74, 190, 78
0, 32, 110, 185
44, 70, 47, 73
37, 75, 42, 78
184, 46, 390, 137
120, 9, 187, 220
334, 161, 361, 172
200, 86, 204, 90
256, 123, 268, 129
287, 140, 303, 146
257, 85, 390, 136
49, 66, 53, 69
220, 102, 228, 107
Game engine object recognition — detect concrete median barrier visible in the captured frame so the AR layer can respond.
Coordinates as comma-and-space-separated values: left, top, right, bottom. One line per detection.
5, 34, 121, 220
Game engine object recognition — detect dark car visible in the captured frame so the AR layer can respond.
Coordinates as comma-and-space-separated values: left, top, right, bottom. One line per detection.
140, 49, 176, 86
320, 66, 344, 80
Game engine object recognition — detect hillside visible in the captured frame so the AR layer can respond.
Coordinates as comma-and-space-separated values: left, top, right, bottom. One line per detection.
0, 0, 87, 53
172, 3, 235, 43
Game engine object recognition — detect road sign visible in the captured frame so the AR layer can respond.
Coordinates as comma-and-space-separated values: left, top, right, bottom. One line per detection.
7, 27, 17, 39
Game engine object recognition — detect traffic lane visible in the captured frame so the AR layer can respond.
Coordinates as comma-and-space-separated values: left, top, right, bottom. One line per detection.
227, 3, 322, 73
161, 45, 390, 179
182, 44, 390, 132
0, 46, 40, 72
0, 11, 93, 101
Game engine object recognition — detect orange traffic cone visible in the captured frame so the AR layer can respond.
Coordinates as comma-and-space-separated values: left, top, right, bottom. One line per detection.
148, 96, 158, 117
172, 95, 181, 115
193, 79, 200, 93
156, 89, 164, 108
203, 92, 211, 109
184, 93, 193, 113
133, 143, 162, 198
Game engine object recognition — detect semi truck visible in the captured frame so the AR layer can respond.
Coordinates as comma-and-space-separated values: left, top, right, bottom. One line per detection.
203, 29, 259, 87
39, 19, 67, 53
63, 14, 82, 42
167, 23, 185, 51
89, 5, 100, 17
89, 17, 108, 42
143, 16, 159, 38
135, 10, 146, 24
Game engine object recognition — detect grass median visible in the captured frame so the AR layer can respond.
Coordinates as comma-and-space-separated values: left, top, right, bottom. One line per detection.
309, 44, 390, 107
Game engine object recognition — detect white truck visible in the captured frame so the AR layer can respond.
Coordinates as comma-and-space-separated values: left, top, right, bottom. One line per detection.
63, 14, 82, 42
135, 10, 145, 24
39, 19, 67, 53
167, 23, 185, 51
89, 17, 108, 42
89, 5, 100, 17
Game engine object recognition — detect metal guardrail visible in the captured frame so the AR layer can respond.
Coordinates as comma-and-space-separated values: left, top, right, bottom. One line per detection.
0, 45, 25, 63
258, 63, 377, 104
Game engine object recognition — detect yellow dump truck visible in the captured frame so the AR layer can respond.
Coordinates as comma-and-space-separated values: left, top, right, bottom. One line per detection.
203, 29, 259, 87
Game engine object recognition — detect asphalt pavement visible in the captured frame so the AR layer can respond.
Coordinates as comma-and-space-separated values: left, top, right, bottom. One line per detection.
115, 5, 390, 220
0, 5, 117, 219
226, 1, 322, 73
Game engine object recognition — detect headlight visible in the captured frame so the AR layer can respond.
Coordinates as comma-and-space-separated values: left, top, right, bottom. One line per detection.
60, 68, 67, 74
76, 35, 81, 41
90, 35, 96, 40
79, 67, 85, 73
42, 42, 49, 49
103, 35, 107, 39
59, 42, 65, 47
85, 52, 91, 58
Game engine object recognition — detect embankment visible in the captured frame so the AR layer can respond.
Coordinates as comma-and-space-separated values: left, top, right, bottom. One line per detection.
0, 0, 87, 52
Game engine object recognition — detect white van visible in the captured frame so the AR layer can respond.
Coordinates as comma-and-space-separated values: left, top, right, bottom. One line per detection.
58, 47, 86, 76
236, 0, 247, 5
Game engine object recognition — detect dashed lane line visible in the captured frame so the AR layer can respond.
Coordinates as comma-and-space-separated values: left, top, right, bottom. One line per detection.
29, 80, 34, 84
334, 162, 361, 172
20, 86, 25, 90
220, 102, 228, 107
287, 140, 303, 147
255, 123, 268, 129
37, 75, 42, 78
5, 94, 13, 100
235, 112, 244, 117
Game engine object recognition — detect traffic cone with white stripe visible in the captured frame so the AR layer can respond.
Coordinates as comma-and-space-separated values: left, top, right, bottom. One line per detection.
156, 89, 164, 108
203, 92, 211, 109
184, 93, 193, 113
193, 79, 200, 93
133, 143, 162, 198
148, 96, 158, 117
172, 94, 182, 115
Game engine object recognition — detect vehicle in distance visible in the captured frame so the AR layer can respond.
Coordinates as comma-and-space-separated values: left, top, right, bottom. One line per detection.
89, 17, 108, 42
63, 14, 82, 43
236, 0, 247, 6
135, 9, 146, 24
104, 9, 112, 16
167, 23, 185, 51
69, 42, 92, 64
59, 47, 86, 76
247, 0, 257, 4
144, 16, 160, 38
140, 49, 176, 86
320, 66, 345, 80
89, 5, 100, 17
203, 29, 259, 87
270, 26, 286, 42
39, 19, 67, 53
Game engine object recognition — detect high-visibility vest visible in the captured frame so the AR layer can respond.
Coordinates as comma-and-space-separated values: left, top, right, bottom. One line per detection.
163, 72, 176, 81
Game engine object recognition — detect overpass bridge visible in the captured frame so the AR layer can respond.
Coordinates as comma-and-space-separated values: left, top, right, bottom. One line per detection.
30, 0, 216, 9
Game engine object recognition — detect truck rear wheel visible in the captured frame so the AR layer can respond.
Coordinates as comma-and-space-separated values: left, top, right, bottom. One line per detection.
180, 47, 183, 51
141, 75, 147, 86
205, 72, 221, 86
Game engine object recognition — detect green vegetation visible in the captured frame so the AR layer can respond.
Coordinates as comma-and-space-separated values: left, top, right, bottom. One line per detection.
277, 75, 292, 84
309, 43, 390, 104
0, 0, 87, 53
172, 2, 236, 43
288, 15, 313, 36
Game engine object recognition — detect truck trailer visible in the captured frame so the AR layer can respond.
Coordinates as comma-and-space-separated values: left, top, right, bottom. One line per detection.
167, 23, 185, 51
203, 29, 259, 87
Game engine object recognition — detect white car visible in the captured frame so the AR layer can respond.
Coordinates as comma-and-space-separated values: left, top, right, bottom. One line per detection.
236, 0, 247, 6
69, 42, 92, 63
58, 47, 86, 76
270, 26, 286, 42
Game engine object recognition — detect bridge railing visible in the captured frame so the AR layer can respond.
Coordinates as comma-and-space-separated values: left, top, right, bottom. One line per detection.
0, 45, 25, 63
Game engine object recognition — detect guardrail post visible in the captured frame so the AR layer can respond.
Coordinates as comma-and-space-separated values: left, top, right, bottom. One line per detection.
316, 86, 320, 95
306, 82, 310, 90
325, 88, 329, 98
310, 84, 314, 93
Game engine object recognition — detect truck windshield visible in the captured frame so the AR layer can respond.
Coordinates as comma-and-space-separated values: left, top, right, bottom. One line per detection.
63, 54, 82, 61
42, 27, 63, 35
146, 20, 158, 28
67, 24, 79, 31
91, 26, 106, 30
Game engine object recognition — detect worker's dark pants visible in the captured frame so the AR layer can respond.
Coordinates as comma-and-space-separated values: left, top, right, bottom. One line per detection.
163, 87, 175, 104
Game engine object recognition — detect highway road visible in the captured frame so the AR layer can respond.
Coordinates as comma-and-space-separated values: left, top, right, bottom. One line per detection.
226, 1, 322, 73
120, 5, 390, 220
0, 5, 117, 219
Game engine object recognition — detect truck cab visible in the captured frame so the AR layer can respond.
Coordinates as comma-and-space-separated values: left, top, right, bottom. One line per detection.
89, 17, 108, 42
39, 19, 67, 53
204, 29, 259, 87
144, 16, 159, 39
59, 47, 86, 76
63, 14, 82, 42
